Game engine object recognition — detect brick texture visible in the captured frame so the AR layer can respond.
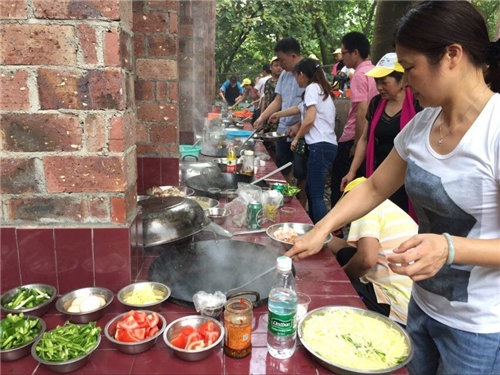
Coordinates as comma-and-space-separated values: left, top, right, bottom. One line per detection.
148, 35, 177, 56
137, 102, 177, 123
77, 24, 98, 64
135, 81, 154, 101
44, 156, 127, 193
104, 28, 120, 67
136, 59, 177, 80
33, 0, 120, 20
150, 124, 177, 143
0, 159, 42, 194
133, 12, 166, 33
0, 70, 30, 110
0, 24, 77, 65
0, 113, 82, 152
84, 114, 107, 152
0, 0, 27, 19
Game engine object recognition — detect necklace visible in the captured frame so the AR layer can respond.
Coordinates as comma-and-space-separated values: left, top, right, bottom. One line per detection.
437, 123, 451, 146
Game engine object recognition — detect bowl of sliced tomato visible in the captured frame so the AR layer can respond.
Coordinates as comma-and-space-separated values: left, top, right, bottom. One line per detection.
163, 315, 224, 361
104, 310, 166, 354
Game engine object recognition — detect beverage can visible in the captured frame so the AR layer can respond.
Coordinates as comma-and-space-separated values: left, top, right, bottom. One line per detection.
271, 184, 285, 206
247, 201, 262, 229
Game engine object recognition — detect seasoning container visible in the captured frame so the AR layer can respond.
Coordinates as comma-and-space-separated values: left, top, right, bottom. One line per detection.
223, 297, 253, 358
241, 150, 255, 176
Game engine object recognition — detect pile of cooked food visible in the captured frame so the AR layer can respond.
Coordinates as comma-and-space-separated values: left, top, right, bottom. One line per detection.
147, 186, 185, 197
301, 309, 409, 371
273, 227, 299, 244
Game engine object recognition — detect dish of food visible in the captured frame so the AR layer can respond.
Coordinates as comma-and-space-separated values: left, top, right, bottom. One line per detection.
301, 308, 410, 371
64, 294, 106, 313
273, 226, 299, 244
1, 313, 43, 350
3, 287, 52, 310
122, 284, 167, 306
147, 186, 185, 197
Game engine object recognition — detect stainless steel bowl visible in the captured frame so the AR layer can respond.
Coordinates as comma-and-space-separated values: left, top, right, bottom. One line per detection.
163, 315, 224, 361
55, 287, 113, 324
1, 284, 57, 317
266, 223, 333, 250
205, 207, 231, 225
187, 196, 220, 210
104, 310, 166, 354
31, 331, 101, 373
298, 306, 413, 375
0, 315, 46, 361
138, 196, 210, 247
117, 282, 170, 309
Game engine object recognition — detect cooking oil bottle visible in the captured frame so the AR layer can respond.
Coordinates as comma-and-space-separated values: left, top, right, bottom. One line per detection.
227, 143, 237, 173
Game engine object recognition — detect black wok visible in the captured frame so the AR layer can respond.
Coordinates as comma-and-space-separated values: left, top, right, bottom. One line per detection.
148, 239, 292, 307
186, 173, 267, 197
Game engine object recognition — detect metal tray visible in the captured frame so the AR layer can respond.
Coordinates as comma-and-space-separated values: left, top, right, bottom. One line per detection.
260, 131, 288, 142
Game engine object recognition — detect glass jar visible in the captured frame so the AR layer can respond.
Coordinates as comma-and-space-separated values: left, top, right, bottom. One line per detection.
241, 150, 255, 176
223, 297, 253, 358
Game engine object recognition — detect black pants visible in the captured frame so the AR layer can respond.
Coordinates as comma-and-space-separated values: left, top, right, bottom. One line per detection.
336, 247, 390, 317
330, 140, 354, 207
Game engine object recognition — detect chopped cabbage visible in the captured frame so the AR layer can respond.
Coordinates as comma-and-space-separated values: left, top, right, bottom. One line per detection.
123, 284, 166, 305
302, 309, 409, 370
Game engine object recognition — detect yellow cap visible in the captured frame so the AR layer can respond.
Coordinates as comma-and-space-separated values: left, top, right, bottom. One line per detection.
241, 78, 252, 86
271, 56, 279, 64
308, 53, 319, 60
332, 48, 342, 55
341, 177, 367, 198
365, 53, 404, 78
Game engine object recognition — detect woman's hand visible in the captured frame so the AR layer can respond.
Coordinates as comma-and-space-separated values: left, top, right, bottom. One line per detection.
290, 139, 298, 151
340, 171, 356, 192
387, 234, 448, 281
269, 112, 280, 123
285, 227, 328, 260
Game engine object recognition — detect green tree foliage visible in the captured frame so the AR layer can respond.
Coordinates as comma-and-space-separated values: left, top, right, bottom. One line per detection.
215, 0, 376, 84
471, 0, 500, 40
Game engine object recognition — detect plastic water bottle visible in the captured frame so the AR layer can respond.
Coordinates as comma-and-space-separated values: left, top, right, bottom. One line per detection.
267, 256, 297, 359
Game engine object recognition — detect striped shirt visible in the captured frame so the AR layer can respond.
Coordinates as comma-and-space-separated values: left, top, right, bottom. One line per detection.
347, 199, 418, 324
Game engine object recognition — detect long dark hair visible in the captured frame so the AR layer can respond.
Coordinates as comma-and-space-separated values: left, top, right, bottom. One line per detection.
395, 1, 500, 93
293, 58, 333, 101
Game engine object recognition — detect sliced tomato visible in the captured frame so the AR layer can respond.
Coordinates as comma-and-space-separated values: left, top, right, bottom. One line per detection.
181, 325, 195, 336
203, 331, 219, 346
186, 339, 205, 350
117, 315, 139, 330
170, 333, 188, 349
131, 327, 146, 341
198, 321, 215, 337
146, 312, 159, 328
115, 328, 140, 342
185, 332, 202, 347
123, 310, 136, 320
134, 311, 147, 322
147, 326, 159, 338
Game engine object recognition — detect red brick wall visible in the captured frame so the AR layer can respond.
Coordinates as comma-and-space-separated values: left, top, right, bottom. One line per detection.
133, 0, 179, 157
0, 0, 137, 225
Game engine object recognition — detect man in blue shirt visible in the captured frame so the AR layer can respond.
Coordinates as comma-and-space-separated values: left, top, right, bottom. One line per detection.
254, 37, 307, 205
219, 75, 243, 106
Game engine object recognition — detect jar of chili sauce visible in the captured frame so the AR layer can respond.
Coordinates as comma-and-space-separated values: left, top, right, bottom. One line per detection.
223, 297, 253, 358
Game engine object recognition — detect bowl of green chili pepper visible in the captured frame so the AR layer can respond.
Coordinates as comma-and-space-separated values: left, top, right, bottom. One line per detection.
31, 321, 101, 373
0, 313, 46, 361
1, 284, 57, 317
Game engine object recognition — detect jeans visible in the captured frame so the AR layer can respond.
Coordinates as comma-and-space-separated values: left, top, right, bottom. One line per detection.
406, 298, 500, 375
275, 139, 307, 181
306, 142, 337, 223
330, 140, 354, 207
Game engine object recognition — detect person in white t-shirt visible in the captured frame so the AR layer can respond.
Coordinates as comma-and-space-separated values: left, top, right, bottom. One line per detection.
286, 2, 500, 374
270, 57, 337, 223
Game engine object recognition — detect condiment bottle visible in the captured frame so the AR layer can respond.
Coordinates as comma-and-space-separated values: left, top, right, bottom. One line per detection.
223, 297, 253, 358
226, 143, 237, 173
241, 150, 254, 176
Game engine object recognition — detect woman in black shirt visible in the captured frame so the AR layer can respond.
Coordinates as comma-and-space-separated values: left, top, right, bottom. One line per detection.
341, 53, 421, 215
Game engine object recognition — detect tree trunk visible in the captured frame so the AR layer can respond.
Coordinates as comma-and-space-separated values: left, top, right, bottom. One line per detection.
371, 0, 415, 63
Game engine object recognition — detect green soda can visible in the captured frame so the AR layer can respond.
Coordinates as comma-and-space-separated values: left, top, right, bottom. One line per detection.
247, 201, 262, 229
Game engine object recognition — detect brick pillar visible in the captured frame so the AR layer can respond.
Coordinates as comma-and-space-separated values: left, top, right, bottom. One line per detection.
133, 0, 179, 157
0, 0, 136, 226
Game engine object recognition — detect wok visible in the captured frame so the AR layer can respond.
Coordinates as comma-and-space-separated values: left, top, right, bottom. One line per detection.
186, 173, 267, 197
148, 239, 293, 307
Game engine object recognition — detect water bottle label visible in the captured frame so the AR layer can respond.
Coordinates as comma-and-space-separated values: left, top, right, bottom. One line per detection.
268, 311, 296, 336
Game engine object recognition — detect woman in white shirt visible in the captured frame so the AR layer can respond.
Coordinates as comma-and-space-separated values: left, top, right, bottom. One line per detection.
286, 2, 500, 374
270, 58, 337, 223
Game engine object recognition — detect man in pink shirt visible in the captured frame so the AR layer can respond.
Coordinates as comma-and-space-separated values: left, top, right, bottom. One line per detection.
330, 32, 378, 208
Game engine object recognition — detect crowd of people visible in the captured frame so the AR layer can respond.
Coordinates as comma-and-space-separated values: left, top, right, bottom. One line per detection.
219, 1, 500, 373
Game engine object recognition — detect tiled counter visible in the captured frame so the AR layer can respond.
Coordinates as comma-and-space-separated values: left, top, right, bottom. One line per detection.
2, 141, 407, 375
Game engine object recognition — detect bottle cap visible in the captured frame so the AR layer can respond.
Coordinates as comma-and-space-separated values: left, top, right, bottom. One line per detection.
244, 150, 254, 156
276, 256, 292, 271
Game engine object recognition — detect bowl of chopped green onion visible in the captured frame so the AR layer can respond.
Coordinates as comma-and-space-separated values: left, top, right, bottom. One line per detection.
0, 284, 56, 317
0, 313, 46, 361
31, 321, 101, 373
